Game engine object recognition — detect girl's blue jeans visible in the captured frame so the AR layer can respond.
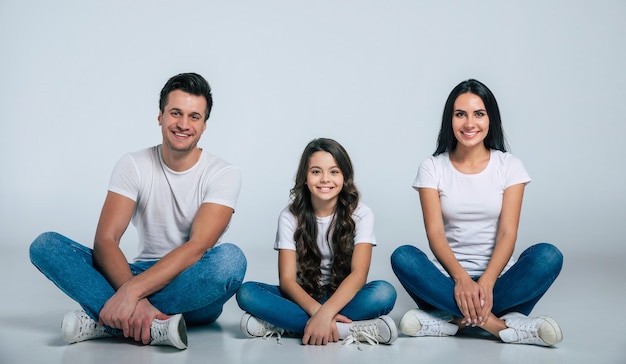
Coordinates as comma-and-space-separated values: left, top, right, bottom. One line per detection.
29, 231, 246, 326
390, 242, 563, 317
236, 280, 397, 333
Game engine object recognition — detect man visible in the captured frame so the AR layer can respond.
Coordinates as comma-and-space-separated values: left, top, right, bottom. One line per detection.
30, 72, 246, 350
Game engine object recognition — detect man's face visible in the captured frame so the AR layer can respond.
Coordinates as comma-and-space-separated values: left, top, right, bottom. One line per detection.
158, 90, 207, 154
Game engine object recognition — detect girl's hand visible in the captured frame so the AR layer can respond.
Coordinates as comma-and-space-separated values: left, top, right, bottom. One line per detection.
454, 277, 485, 326
302, 311, 338, 345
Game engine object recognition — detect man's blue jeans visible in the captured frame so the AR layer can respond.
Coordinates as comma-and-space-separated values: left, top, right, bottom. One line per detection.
236, 280, 397, 333
390, 243, 563, 317
29, 231, 246, 326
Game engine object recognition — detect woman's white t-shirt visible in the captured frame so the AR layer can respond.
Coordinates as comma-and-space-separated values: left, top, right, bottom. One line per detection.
413, 150, 531, 276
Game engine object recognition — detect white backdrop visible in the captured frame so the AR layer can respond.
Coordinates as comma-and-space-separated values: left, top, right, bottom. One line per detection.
2, 1, 625, 281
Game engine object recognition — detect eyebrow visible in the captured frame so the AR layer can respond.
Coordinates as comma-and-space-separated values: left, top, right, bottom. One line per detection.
454, 108, 486, 113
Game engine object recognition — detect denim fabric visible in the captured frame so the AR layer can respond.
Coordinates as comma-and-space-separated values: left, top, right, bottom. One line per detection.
390, 243, 563, 317
29, 231, 246, 326
236, 280, 397, 333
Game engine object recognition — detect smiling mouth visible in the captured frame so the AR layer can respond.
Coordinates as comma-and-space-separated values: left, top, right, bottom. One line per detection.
462, 131, 478, 138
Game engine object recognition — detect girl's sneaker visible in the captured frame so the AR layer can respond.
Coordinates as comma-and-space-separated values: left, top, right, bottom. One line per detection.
240, 313, 285, 342
340, 315, 398, 346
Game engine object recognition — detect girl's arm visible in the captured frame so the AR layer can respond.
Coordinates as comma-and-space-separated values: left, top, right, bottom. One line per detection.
278, 244, 372, 345
419, 187, 482, 325
477, 183, 525, 319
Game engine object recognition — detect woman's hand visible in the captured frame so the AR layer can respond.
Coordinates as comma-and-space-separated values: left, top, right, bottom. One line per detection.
454, 276, 486, 326
476, 278, 494, 325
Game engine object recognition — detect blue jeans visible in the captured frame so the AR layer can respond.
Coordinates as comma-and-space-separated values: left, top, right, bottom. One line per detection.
390, 243, 563, 317
29, 231, 246, 326
236, 280, 397, 333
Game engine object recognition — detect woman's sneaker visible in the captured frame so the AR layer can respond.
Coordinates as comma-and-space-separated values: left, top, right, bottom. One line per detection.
340, 315, 398, 346
62, 310, 113, 344
399, 309, 459, 337
240, 313, 285, 342
499, 312, 563, 347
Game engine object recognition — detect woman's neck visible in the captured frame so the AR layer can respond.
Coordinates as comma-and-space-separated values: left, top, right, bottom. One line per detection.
449, 145, 491, 174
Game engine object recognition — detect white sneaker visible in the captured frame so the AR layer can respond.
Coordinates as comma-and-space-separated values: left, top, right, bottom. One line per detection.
499, 312, 563, 347
399, 309, 459, 337
340, 315, 398, 346
61, 310, 113, 344
240, 313, 285, 342
149, 313, 188, 350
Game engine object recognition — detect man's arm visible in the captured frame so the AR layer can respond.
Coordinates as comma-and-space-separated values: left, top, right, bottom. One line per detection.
97, 200, 233, 343
93, 191, 135, 289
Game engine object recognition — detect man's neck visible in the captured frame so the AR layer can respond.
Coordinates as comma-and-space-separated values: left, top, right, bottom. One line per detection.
161, 147, 202, 172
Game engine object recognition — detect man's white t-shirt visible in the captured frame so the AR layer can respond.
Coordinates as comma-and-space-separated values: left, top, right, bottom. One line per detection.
413, 150, 531, 276
108, 145, 241, 261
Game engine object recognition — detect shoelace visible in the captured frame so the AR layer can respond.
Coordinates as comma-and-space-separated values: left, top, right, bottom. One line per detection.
150, 321, 169, 344
342, 323, 381, 350
76, 312, 108, 340
261, 325, 285, 345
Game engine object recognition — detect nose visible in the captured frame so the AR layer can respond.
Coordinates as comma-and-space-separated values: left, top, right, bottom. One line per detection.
176, 116, 190, 129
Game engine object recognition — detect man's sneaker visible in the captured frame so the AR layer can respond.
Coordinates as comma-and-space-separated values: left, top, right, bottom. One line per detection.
340, 315, 398, 346
399, 309, 459, 337
240, 313, 285, 342
62, 310, 114, 344
499, 312, 563, 347
149, 314, 188, 350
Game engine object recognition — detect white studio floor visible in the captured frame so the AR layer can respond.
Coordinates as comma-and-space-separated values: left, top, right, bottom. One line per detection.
2, 243, 625, 364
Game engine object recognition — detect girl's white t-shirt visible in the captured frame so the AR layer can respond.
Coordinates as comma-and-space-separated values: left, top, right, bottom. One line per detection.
274, 202, 376, 285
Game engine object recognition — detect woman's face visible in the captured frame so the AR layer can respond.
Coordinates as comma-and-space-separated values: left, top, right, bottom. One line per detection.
451, 92, 489, 150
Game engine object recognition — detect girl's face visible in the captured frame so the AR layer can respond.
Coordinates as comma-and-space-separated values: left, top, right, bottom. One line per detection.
306, 151, 344, 213
452, 92, 489, 151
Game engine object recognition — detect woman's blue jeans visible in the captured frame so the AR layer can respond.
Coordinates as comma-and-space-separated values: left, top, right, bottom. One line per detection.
390, 243, 563, 317
236, 280, 397, 333
29, 231, 246, 326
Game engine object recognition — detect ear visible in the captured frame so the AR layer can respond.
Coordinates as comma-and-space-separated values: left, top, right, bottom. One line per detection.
157, 111, 163, 126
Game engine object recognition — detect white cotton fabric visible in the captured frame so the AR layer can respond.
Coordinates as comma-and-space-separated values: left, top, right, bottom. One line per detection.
108, 145, 241, 261
274, 203, 376, 285
413, 150, 531, 276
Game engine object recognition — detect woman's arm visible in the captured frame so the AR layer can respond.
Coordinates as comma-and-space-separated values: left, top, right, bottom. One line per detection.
477, 183, 525, 318
419, 187, 483, 325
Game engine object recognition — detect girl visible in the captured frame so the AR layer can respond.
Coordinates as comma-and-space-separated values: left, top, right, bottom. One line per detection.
391, 79, 563, 347
237, 138, 397, 346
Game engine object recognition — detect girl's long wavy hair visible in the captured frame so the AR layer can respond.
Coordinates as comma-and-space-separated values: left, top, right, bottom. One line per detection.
289, 138, 360, 300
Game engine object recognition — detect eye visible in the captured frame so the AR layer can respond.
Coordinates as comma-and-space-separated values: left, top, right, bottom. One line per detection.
331, 169, 341, 175
454, 111, 466, 118
191, 114, 201, 121
474, 111, 486, 117
170, 110, 181, 117
310, 169, 320, 175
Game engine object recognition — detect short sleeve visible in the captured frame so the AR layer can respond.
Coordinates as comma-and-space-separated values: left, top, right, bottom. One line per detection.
274, 207, 297, 251
108, 153, 140, 201
413, 156, 438, 190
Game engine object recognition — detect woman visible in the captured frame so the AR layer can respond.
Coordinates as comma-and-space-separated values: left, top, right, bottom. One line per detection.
237, 138, 397, 346
391, 79, 563, 347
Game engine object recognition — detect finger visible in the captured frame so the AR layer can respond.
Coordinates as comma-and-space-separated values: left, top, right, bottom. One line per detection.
142, 320, 152, 344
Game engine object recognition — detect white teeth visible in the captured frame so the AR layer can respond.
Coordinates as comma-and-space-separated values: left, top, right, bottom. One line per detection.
175, 133, 188, 137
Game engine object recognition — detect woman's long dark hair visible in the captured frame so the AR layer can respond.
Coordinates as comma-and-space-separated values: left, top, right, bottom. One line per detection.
434, 79, 508, 156
289, 138, 359, 299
